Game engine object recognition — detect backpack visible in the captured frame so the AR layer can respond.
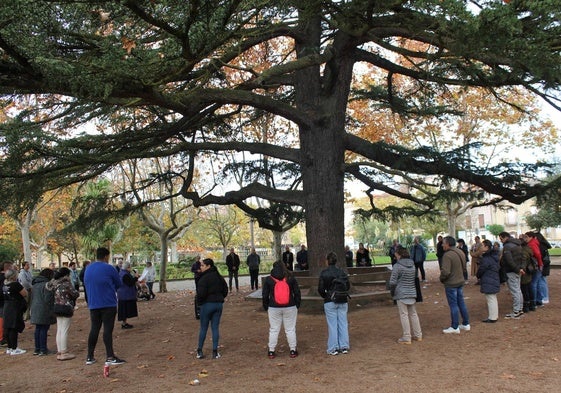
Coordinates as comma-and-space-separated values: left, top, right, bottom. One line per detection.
271, 276, 290, 306
329, 274, 350, 303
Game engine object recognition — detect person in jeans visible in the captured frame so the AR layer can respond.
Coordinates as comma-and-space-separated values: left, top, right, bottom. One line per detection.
388, 246, 422, 344
246, 248, 261, 290
410, 236, 427, 282
499, 232, 525, 319
84, 247, 125, 366
262, 261, 301, 359
196, 258, 228, 360
440, 236, 470, 334
30, 268, 56, 356
318, 252, 350, 355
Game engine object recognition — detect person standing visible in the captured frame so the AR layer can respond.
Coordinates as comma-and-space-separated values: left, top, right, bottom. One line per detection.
534, 232, 551, 305
69, 262, 80, 293
410, 237, 427, 282
225, 248, 240, 293
440, 236, 470, 334
246, 248, 261, 290
436, 235, 444, 270
476, 240, 500, 323
79, 260, 90, 304
138, 261, 156, 300
344, 246, 354, 268
84, 247, 125, 366
388, 246, 422, 344
470, 236, 484, 284
48, 267, 80, 360
296, 245, 309, 271
196, 258, 228, 359
499, 232, 525, 319
0, 261, 14, 347
262, 261, 301, 359
2, 268, 28, 355
282, 245, 294, 272
388, 240, 401, 266
18, 261, 33, 321
318, 252, 350, 355
457, 239, 469, 282
191, 256, 202, 319
30, 268, 56, 356
117, 262, 139, 329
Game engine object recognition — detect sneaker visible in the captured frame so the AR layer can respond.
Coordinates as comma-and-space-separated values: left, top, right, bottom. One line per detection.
105, 357, 126, 365
212, 350, 221, 359
482, 319, 497, 323
290, 350, 298, 358
10, 348, 26, 355
397, 337, 412, 345
85, 357, 96, 365
268, 351, 276, 359
33, 349, 40, 356
459, 324, 471, 331
0, 340, 7, 347
327, 350, 339, 356
442, 327, 460, 334
196, 349, 204, 359
340, 348, 349, 354
505, 311, 523, 319
121, 323, 133, 329
412, 336, 423, 342
6, 348, 12, 355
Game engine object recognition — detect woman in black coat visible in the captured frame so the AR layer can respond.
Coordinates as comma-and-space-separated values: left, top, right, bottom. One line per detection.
196, 258, 228, 360
3, 268, 28, 355
476, 240, 500, 323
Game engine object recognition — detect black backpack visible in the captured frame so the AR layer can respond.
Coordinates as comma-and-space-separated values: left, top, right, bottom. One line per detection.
329, 273, 350, 303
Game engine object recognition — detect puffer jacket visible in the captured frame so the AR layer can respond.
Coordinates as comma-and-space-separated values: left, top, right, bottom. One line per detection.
389, 257, 417, 301
501, 237, 524, 273
262, 264, 301, 310
196, 266, 228, 305
476, 250, 500, 294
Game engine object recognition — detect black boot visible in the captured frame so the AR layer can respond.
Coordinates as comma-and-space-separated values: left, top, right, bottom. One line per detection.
529, 301, 536, 311
523, 301, 530, 313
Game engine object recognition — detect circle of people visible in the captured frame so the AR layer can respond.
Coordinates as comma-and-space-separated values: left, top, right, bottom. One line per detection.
1, 231, 551, 363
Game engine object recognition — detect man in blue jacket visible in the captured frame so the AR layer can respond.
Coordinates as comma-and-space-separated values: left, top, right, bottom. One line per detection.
410, 236, 427, 282
84, 247, 125, 366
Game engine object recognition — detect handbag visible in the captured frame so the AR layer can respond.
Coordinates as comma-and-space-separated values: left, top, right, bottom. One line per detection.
54, 303, 74, 317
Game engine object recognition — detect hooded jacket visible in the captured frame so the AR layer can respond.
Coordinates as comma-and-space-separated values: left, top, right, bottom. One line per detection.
30, 275, 56, 325
262, 264, 301, 310
476, 250, 500, 294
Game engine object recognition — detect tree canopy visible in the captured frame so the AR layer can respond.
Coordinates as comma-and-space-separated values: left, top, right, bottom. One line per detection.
1, 0, 560, 273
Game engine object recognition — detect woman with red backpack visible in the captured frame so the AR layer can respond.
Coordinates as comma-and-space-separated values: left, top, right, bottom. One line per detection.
262, 261, 301, 359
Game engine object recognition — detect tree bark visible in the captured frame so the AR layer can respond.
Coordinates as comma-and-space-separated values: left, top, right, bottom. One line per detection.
159, 234, 168, 292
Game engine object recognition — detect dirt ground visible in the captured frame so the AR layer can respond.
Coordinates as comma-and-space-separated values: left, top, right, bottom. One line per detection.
3, 261, 561, 393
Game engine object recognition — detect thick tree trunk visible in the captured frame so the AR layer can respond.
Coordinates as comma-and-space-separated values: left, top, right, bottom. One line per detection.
295, 12, 354, 276
272, 231, 282, 262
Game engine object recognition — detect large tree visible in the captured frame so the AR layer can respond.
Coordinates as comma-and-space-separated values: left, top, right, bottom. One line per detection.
0, 1, 560, 275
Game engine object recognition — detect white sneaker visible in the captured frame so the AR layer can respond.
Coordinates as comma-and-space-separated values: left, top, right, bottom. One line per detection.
6, 349, 12, 355
10, 348, 26, 355
442, 327, 460, 334
459, 324, 471, 331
